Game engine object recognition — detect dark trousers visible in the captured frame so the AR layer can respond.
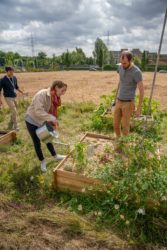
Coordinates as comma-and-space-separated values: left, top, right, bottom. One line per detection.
25, 121, 56, 161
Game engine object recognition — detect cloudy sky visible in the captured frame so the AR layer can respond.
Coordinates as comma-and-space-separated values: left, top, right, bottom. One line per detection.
0, 0, 166, 56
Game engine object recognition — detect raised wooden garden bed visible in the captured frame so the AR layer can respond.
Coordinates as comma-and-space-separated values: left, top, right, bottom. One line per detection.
0, 130, 16, 145
53, 132, 115, 192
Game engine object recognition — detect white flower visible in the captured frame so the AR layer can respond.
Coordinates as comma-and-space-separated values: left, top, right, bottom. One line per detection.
120, 214, 125, 220
161, 196, 167, 201
114, 204, 120, 210
125, 220, 130, 225
78, 204, 83, 211
30, 176, 34, 181
97, 211, 102, 216
137, 208, 146, 215
81, 188, 86, 193
156, 148, 160, 158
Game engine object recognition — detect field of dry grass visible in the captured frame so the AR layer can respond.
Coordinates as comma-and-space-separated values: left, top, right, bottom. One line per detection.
1, 71, 166, 109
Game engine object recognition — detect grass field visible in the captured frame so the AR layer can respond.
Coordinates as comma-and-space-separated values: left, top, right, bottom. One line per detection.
0, 71, 167, 250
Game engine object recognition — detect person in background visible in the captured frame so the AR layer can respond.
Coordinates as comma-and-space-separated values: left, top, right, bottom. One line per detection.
114, 51, 144, 137
25, 80, 67, 172
0, 66, 25, 131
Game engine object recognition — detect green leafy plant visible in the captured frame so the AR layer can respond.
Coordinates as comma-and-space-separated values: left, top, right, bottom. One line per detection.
136, 96, 160, 115
91, 92, 115, 132
132, 97, 166, 141
66, 133, 167, 245
72, 143, 87, 172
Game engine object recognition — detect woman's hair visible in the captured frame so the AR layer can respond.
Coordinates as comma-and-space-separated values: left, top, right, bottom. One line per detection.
121, 50, 133, 62
51, 80, 67, 90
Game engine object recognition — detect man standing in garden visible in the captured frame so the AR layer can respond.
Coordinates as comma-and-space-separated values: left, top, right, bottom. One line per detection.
0, 66, 25, 131
114, 51, 144, 137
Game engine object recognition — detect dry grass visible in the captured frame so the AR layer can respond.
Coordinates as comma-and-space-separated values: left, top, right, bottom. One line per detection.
1, 198, 166, 249
0, 194, 133, 250
0, 71, 167, 109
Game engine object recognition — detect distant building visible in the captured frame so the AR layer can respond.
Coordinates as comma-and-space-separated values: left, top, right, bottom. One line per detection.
148, 52, 157, 64
131, 49, 142, 59
120, 48, 128, 52
159, 54, 167, 64
111, 48, 142, 63
110, 48, 167, 65
111, 51, 121, 64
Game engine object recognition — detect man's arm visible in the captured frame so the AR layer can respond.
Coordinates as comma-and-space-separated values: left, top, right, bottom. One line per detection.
17, 88, 24, 94
15, 77, 27, 95
17, 87, 28, 96
135, 81, 144, 117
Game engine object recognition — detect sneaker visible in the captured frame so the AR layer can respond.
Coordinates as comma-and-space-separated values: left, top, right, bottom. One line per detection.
54, 154, 66, 161
40, 160, 47, 172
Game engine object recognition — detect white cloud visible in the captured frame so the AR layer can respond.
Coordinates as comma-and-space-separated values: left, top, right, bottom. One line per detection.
0, 0, 166, 56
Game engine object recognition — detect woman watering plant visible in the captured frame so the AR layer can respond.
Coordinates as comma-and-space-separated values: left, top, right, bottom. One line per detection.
25, 80, 67, 172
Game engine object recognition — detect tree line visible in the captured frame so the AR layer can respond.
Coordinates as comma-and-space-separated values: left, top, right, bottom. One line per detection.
0, 38, 163, 72
0, 38, 114, 71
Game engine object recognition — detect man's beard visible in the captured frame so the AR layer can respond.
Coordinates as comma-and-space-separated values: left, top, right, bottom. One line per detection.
123, 64, 131, 69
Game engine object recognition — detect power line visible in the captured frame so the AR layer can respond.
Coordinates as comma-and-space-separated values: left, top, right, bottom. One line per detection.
31, 33, 35, 58
107, 31, 110, 48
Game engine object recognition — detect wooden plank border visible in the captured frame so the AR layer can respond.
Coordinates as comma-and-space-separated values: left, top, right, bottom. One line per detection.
0, 130, 16, 145
53, 132, 114, 192
54, 169, 102, 192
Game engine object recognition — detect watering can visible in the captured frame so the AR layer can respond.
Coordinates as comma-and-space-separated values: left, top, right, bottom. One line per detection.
36, 122, 70, 154
36, 122, 59, 143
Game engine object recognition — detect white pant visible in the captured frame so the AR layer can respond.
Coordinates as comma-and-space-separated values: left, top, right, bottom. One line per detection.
5, 97, 18, 129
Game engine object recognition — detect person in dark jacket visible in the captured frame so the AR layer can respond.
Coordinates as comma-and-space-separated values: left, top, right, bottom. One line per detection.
0, 66, 25, 131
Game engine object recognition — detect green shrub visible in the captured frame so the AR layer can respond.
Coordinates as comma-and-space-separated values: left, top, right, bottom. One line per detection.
103, 64, 112, 70
135, 96, 160, 115
63, 133, 167, 245
72, 143, 88, 173
90, 92, 116, 132
132, 96, 166, 141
